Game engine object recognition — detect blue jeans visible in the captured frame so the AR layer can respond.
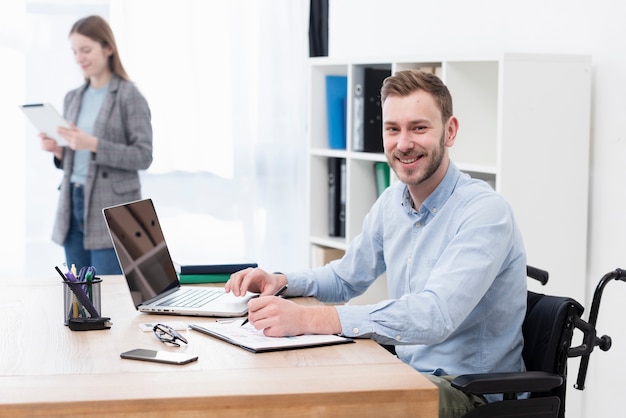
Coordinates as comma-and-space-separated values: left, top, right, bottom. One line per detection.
64, 184, 122, 275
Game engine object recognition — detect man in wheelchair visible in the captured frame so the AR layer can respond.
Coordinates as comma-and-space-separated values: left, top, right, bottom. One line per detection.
227, 68, 626, 418
228, 69, 527, 418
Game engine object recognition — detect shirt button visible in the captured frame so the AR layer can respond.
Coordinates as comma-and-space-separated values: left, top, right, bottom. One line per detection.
415, 222, 421, 228
432, 208, 438, 213
352, 328, 359, 334
396, 335, 402, 341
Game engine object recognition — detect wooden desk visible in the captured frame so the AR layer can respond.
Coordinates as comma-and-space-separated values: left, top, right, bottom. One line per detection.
0, 276, 437, 417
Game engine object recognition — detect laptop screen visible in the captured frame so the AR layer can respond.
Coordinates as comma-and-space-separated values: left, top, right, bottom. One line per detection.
103, 199, 180, 308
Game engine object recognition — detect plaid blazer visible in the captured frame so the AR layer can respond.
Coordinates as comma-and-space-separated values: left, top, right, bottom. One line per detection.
52, 74, 153, 249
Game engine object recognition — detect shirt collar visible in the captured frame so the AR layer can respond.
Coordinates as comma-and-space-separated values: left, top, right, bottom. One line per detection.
401, 161, 461, 216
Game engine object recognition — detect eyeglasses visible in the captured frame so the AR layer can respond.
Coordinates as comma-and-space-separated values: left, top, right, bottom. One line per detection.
153, 324, 188, 347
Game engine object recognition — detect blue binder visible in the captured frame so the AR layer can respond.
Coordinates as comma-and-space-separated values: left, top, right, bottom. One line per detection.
325, 75, 347, 149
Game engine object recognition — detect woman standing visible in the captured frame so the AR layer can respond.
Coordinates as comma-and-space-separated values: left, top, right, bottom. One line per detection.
40, 15, 153, 274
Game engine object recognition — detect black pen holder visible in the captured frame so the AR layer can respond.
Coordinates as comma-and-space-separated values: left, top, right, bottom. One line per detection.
62, 278, 102, 326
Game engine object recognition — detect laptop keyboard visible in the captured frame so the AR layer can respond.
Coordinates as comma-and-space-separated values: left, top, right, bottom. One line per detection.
157, 288, 224, 308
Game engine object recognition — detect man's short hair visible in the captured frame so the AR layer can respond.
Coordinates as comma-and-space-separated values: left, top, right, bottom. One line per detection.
381, 70, 453, 122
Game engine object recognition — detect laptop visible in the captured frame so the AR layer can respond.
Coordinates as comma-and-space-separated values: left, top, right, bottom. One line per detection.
102, 198, 255, 317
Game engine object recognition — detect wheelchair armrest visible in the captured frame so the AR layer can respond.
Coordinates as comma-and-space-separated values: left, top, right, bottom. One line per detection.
451, 371, 563, 395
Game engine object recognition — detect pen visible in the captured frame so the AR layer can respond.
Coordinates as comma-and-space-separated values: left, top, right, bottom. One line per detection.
55, 265, 69, 282
78, 266, 88, 298
68, 265, 81, 317
62, 263, 76, 282
78, 266, 87, 281
85, 268, 94, 300
240, 284, 288, 327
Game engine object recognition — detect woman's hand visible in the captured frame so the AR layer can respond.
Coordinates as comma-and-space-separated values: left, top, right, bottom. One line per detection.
57, 122, 98, 152
39, 133, 64, 160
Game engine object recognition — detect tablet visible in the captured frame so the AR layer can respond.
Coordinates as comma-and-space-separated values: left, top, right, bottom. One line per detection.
20, 103, 69, 146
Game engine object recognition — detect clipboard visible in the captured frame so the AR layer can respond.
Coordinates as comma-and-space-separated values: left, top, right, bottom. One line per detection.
20, 103, 69, 146
189, 322, 354, 353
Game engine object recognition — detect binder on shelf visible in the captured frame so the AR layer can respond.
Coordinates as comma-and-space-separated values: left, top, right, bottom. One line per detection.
374, 162, 391, 197
328, 157, 346, 237
325, 75, 347, 149
352, 67, 390, 153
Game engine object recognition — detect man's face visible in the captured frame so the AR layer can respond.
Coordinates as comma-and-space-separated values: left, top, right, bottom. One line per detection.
382, 90, 456, 190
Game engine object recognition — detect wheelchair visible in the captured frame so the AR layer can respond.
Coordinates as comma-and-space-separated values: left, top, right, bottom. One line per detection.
451, 266, 626, 417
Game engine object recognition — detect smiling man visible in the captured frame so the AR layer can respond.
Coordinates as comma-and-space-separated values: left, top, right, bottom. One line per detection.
227, 70, 527, 418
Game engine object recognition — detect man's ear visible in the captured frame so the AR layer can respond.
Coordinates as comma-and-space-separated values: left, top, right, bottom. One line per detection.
444, 116, 459, 147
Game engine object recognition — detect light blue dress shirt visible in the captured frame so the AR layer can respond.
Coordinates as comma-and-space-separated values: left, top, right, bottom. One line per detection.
287, 161, 527, 377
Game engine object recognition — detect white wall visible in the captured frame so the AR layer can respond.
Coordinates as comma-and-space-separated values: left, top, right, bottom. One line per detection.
328, 1, 626, 417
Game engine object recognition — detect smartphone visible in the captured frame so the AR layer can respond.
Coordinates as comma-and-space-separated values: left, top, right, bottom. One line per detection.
120, 348, 198, 365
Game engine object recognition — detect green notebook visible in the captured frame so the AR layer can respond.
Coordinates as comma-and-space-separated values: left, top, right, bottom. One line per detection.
178, 273, 231, 284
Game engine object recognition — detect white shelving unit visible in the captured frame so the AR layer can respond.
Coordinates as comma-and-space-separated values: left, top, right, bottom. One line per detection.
307, 54, 591, 304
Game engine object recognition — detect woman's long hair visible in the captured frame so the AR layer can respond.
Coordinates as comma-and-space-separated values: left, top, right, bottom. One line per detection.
70, 15, 130, 81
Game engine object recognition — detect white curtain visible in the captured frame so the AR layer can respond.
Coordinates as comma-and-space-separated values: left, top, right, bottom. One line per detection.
109, 0, 310, 272
110, 0, 309, 176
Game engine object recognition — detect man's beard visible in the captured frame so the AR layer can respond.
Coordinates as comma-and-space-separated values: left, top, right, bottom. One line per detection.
389, 132, 445, 187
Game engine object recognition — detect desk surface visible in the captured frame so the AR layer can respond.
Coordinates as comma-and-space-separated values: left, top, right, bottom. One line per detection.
0, 276, 437, 417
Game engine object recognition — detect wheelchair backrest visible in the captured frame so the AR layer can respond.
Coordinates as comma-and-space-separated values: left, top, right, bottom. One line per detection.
522, 292, 584, 376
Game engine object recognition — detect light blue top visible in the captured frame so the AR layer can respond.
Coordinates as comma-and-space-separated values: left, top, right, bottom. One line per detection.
286, 161, 527, 377
70, 83, 109, 185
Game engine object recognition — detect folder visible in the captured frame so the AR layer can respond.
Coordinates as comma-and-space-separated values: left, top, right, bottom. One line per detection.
325, 75, 348, 149
352, 68, 390, 153
374, 162, 391, 197
352, 67, 366, 151
189, 322, 353, 353
328, 158, 346, 237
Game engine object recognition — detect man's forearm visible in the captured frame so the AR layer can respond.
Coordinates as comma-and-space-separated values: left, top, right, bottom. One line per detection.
305, 305, 342, 335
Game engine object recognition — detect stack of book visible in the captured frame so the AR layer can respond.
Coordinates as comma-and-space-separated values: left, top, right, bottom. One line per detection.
174, 261, 258, 284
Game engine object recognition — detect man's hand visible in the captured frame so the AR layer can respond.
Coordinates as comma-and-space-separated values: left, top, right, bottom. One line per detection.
246, 297, 342, 337
227, 267, 342, 337
225, 267, 287, 297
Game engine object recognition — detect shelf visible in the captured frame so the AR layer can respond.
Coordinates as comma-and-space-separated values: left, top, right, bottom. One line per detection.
310, 148, 348, 158
350, 152, 387, 162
